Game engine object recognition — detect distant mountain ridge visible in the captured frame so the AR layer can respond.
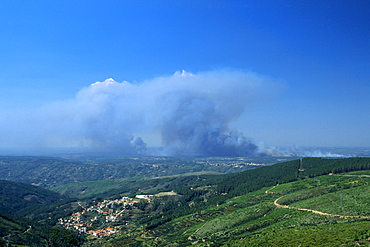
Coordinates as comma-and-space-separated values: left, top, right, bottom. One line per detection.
0, 155, 272, 187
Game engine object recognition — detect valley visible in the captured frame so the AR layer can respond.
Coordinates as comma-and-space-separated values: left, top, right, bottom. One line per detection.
1, 156, 370, 246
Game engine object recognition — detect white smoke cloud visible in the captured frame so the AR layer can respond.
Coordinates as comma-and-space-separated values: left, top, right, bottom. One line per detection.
1, 69, 285, 156
258, 145, 351, 158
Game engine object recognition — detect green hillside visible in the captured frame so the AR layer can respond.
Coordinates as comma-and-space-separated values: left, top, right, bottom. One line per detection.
0, 180, 85, 246
63, 157, 368, 246
2, 156, 370, 246
51, 173, 220, 200
0, 210, 85, 247
299, 157, 370, 177
0, 180, 65, 216
89, 169, 370, 246
0, 180, 88, 246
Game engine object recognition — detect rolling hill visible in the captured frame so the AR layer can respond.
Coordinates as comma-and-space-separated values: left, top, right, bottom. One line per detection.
86, 164, 370, 246
1, 156, 370, 246
49, 157, 370, 246
0, 179, 65, 216
0, 155, 270, 187
0, 180, 84, 246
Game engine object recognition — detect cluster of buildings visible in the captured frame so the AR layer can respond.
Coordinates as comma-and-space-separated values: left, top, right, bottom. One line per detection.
87, 227, 120, 237
201, 161, 263, 168
58, 195, 153, 237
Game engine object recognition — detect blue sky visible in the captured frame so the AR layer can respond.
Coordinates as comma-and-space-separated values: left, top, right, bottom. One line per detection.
0, 0, 369, 154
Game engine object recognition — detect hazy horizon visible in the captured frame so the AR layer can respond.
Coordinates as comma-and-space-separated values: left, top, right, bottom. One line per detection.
1, 1, 369, 156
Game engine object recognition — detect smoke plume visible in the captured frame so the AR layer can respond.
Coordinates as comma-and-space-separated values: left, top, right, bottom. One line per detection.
258, 145, 350, 158
1, 69, 284, 156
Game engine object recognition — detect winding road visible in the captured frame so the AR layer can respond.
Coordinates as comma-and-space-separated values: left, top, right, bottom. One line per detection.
273, 196, 370, 219
268, 173, 370, 219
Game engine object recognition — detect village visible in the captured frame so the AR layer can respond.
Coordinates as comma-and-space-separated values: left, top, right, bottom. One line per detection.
196, 160, 264, 169
58, 195, 154, 237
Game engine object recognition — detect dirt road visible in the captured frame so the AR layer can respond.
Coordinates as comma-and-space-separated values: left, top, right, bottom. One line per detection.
270, 187, 370, 219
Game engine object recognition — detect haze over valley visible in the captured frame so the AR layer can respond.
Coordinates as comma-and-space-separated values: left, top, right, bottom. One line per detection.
0, 1, 369, 157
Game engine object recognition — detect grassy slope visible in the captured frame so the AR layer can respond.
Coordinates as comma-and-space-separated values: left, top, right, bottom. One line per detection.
109, 171, 370, 247
201, 173, 370, 246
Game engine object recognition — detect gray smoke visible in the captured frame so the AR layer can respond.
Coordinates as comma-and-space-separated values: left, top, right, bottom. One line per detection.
1, 69, 284, 156
158, 92, 258, 156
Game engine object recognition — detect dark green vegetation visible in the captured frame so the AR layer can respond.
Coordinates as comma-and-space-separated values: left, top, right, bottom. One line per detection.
299, 157, 370, 177
51, 174, 220, 200
0, 180, 85, 246
0, 209, 85, 247
0, 179, 84, 225
0, 210, 85, 247
0, 180, 63, 215
1, 156, 370, 246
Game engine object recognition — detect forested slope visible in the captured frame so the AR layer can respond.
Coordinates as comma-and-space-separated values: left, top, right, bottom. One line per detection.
135, 157, 370, 233
0, 180, 64, 215
0, 180, 85, 246
299, 157, 370, 177
0, 210, 84, 247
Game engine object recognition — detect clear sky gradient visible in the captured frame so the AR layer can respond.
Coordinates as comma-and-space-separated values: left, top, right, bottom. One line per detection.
0, 0, 369, 153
